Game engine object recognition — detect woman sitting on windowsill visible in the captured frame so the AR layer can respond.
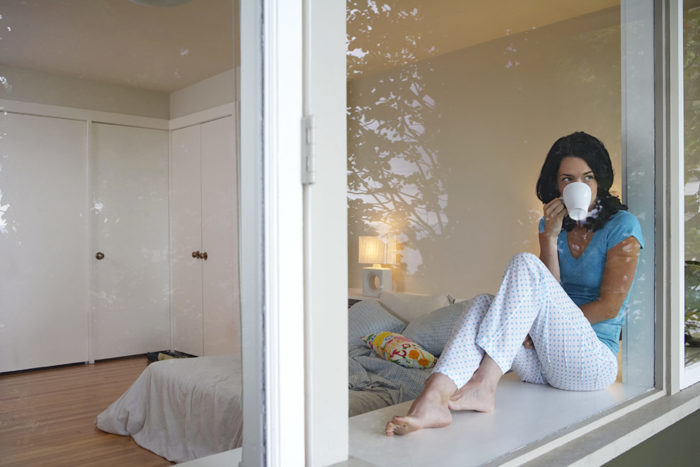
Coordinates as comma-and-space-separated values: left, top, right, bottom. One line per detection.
386, 131, 643, 436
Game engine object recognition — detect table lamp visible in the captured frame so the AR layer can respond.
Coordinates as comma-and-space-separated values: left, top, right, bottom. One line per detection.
358, 236, 397, 297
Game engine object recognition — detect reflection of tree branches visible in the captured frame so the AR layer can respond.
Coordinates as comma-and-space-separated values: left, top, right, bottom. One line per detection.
685, 5, 700, 259
348, 157, 443, 240
347, 1, 449, 283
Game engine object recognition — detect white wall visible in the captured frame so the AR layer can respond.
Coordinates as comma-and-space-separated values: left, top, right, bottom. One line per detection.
0, 65, 170, 118
347, 7, 622, 299
169, 68, 236, 119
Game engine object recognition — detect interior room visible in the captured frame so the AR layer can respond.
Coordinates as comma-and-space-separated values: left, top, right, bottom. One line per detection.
344, 0, 659, 464
3, 0, 691, 466
0, 0, 241, 464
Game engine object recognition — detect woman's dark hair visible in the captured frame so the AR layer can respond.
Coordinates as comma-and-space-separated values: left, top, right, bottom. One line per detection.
536, 131, 627, 232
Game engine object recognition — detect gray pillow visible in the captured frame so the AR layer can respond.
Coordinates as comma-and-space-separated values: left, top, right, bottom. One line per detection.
402, 299, 472, 356
348, 300, 406, 347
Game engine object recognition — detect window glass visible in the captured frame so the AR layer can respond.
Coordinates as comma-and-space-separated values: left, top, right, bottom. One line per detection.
0, 0, 238, 463
348, 1, 625, 296
346, 5, 656, 451
684, 0, 700, 369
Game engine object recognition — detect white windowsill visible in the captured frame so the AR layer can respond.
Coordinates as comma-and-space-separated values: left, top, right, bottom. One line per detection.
177, 447, 242, 466
347, 373, 654, 467
176, 378, 700, 467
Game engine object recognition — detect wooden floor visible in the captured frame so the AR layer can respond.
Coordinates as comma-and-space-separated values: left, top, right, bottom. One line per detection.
0, 356, 172, 467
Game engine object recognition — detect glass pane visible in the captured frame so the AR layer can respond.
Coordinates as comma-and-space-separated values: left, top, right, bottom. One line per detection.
347, 0, 654, 461
684, 0, 700, 368
348, 2, 628, 295
0, 0, 239, 463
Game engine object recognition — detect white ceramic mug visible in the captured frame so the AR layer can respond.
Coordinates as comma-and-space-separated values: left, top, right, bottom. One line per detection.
562, 182, 592, 221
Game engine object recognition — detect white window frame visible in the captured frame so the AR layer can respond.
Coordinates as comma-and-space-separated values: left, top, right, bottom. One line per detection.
239, 0, 306, 465
238, 0, 347, 466
673, 0, 700, 389
237, 0, 700, 464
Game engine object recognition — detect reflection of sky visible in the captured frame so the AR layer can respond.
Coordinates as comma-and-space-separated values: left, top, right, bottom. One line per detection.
0, 145, 8, 234
0, 188, 8, 234
347, 89, 449, 272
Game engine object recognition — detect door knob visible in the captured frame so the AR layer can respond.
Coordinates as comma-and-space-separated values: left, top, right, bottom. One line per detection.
201, 251, 208, 261
192, 251, 201, 259
96, 252, 105, 260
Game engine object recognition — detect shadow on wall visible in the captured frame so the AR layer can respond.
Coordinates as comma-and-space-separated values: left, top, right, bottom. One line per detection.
347, 1, 449, 294
347, 4, 622, 298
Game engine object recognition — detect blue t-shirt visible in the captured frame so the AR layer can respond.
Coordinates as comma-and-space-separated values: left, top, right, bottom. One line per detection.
538, 211, 644, 355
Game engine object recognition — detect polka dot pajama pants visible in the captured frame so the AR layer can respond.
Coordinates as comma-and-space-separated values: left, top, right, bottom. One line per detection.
433, 253, 618, 391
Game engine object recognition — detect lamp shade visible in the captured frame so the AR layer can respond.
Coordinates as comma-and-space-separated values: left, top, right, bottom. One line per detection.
358, 235, 398, 265
384, 236, 397, 265
358, 236, 385, 264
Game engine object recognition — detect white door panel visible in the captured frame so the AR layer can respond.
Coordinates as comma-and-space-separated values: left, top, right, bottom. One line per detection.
91, 123, 170, 360
201, 116, 239, 355
170, 125, 204, 356
0, 113, 89, 372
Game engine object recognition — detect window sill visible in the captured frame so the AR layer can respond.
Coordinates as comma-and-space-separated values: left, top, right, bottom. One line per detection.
509, 380, 700, 466
177, 447, 242, 466
347, 372, 655, 466
177, 376, 700, 467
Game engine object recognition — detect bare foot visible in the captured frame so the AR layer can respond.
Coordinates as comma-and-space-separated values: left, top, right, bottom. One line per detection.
385, 390, 452, 436
447, 379, 496, 413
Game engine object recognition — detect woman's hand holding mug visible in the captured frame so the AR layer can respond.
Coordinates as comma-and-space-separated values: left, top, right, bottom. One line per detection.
542, 198, 567, 238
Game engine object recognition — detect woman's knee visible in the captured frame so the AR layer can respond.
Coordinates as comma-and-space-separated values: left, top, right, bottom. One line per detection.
509, 252, 540, 267
471, 293, 494, 309
506, 252, 548, 276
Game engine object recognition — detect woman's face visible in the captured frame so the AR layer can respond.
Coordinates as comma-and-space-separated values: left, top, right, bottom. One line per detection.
557, 156, 598, 211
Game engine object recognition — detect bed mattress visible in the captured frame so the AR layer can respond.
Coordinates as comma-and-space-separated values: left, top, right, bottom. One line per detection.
96, 354, 242, 463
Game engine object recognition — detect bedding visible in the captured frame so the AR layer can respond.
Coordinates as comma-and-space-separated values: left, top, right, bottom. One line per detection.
362, 331, 436, 369
348, 298, 470, 416
403, 298, 479, 356
378, 290, 453, 323
96, 354, 242, 463
96, 293, 468, 460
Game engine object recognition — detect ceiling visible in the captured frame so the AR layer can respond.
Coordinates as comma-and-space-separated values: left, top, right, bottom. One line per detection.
347, 0, 620, 78
0, 0, 234, 93
0, 0, 620, 91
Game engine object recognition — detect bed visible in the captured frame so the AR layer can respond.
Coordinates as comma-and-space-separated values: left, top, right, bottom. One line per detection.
96, 292, 468, 462
96, 354, 242, 463
347, 292, 472, 416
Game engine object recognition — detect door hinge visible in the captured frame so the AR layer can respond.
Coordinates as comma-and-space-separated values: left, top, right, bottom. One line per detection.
301, 115, 315, 185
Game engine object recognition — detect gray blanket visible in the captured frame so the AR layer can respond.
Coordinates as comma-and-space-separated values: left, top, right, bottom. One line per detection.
348, 344, 430, 416
347, 298, 473, 416
96, 354, 242, 463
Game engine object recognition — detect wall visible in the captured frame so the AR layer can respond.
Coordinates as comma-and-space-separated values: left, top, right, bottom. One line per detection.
605, 410, 700, 466
347, 7, 622, 299
169, 68, 236, 119
0, 65, 169, 118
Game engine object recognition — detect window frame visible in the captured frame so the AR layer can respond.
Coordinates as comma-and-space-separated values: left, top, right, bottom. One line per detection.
239, 0, 306, 465
676, 0, 700, 389
239, 0, 700, 464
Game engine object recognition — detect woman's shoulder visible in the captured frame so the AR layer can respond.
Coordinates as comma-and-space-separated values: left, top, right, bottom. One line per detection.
602, 210, 644, 248
605, 210, 640, 228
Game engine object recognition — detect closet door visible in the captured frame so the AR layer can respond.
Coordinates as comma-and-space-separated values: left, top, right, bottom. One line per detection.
201, 116, 240, 355
0, 113, 89, 372
171, 125, 204, 356
91, 123, 170, 360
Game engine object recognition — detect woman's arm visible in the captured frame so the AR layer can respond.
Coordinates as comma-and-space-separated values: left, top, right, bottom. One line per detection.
539, 233, 560, 282
580, 236, 641, 324
539, 198, 567, 281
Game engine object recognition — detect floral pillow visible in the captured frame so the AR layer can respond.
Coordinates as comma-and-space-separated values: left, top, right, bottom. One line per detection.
361, 331, 436, 369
